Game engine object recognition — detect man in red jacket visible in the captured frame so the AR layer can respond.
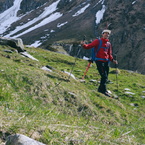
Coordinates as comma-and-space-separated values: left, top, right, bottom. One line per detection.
81, 29, 118, 97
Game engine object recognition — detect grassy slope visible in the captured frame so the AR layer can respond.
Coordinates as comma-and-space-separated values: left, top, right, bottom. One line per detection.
0, 45, 145, 145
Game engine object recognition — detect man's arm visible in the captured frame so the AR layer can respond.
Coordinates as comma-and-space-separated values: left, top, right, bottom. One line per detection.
81, 39, 99, 49
108, 43, 118, 64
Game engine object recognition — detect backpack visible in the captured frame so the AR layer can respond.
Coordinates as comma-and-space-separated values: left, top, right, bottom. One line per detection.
91, 39, 102, 61
91, 39, 110, 62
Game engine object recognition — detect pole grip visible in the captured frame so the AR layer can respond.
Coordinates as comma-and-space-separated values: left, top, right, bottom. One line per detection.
83, 35, 86, 41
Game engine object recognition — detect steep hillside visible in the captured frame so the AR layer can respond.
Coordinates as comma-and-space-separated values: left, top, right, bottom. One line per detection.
0, 44, 145, 144
0, 0, 145, 74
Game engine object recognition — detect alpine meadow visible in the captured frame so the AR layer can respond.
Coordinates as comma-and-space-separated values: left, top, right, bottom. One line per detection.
0, 44, 145, 144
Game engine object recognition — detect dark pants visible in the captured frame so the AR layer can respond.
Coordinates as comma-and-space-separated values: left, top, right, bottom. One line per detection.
95, 61, 109, 93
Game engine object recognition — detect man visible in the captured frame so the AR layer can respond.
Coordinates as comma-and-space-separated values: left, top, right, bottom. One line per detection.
81, 29, 118, 97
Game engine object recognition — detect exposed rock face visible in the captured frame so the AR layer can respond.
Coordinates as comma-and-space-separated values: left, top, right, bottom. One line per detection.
19, 0, 48, 15
0, 0, 14, 13
101, 0, 145, 74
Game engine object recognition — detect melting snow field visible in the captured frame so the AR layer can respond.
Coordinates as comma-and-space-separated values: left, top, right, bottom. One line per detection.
0, 0, 23, 34
4, 0, 61, 38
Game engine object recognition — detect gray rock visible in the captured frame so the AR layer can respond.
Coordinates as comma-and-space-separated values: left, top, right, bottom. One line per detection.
124, 88, 130, 91
0, 37, 25, 52
125, 91, 135, 95
6, 134, 45, 145
3, 49, 13, 53
41, 66, 52, 72
130, 103, 139, 107
63, 71, 76, 80
20, 51, 38, 61
80, 79, 85, 83
90, 79, 97, 83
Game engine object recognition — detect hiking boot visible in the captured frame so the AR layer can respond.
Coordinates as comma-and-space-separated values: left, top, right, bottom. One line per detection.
98, 89, 104, 94
98, 88, 102, 93
98, 86, 105, 93
106, 80, 113, 84
103, 92, 112, 97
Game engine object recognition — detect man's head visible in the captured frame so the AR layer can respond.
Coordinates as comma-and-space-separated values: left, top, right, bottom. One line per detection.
102, 29, 111, 39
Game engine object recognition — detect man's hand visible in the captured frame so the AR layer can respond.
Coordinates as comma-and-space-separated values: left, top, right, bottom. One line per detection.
113, 60, 118, 64
80, 41, 85, 46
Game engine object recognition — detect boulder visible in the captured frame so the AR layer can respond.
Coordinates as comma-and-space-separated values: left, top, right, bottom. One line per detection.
0, 37, 25, 52
6, 134, 45, 145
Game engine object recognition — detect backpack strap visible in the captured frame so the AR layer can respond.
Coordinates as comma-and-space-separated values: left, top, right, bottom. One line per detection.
96, 39, 102, 54
91, 39, 102, 61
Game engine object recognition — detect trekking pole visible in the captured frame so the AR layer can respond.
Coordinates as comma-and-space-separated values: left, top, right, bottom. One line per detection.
82, 60, 92, 79
67, 47, 81, 81
80, 35, 92, 80
67, 35, 87, 81
114, 54, 119, 92
115, 64, 119, 91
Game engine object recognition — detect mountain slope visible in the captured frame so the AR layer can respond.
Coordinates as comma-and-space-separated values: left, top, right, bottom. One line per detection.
0, 44, 145, 144
0, 0, 145, 74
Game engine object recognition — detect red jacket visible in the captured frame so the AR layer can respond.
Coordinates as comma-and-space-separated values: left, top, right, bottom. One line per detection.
83, 38, 113, 62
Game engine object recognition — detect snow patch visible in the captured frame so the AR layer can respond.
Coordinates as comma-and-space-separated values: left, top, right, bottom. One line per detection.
95, 5, 106, 25
101, 0, 105, 4
132, 1, 136, 5
93, 0, 105, 8
57, 22, 68, 28
30, 41, 42, 48
44, 29, 49, 32
72, 4, 90, 17
83, 56, 89, 60
50, 30, 55, 33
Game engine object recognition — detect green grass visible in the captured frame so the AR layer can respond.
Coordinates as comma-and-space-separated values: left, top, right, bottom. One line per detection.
0, 45, 145, 144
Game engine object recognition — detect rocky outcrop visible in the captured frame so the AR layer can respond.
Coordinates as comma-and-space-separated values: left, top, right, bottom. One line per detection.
0, 37, 39, 61
0, 37, 25, 52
